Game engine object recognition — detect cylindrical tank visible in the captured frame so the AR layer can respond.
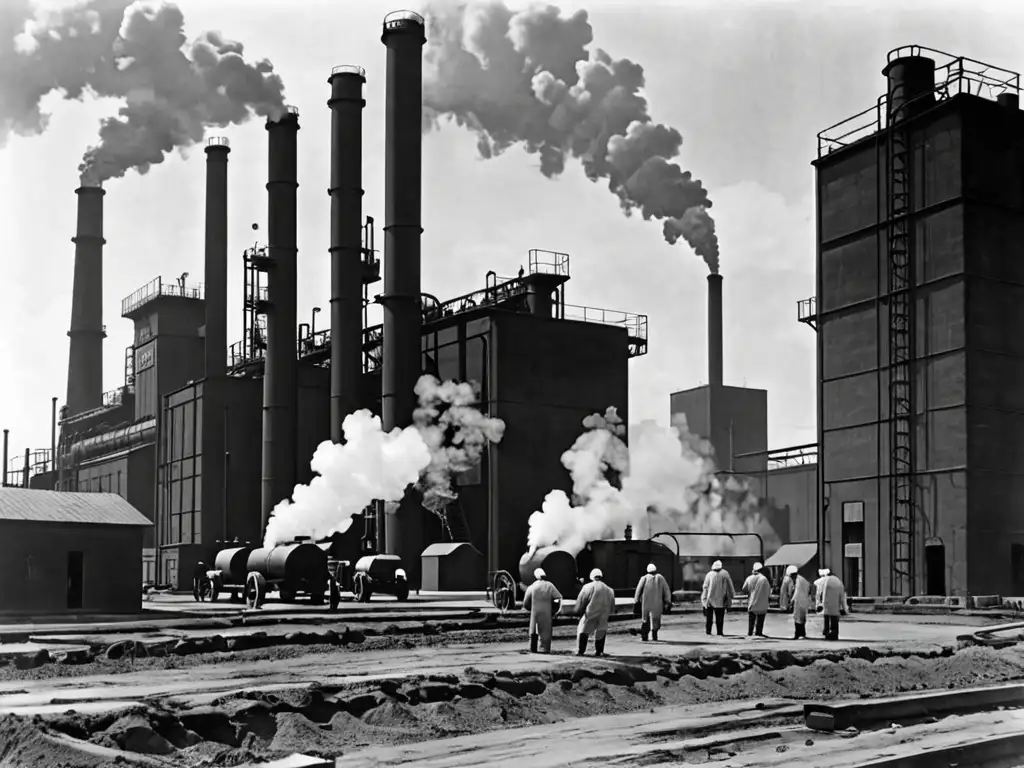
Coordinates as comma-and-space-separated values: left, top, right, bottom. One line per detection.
883, 55, 936, 122
519, 547, 579, 597
580, 539, 679, 595
214, 546, 253, 585
246, 542, 328, 584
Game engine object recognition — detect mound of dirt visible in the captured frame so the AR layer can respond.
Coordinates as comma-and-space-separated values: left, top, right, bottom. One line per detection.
0, 714, 113, 767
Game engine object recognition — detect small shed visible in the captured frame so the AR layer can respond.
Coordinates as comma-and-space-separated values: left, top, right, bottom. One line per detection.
420, 542, 484, 592
0, 488, 152, 615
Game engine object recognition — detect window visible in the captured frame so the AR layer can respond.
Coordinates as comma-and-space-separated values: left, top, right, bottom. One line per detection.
842, 501, 864, 523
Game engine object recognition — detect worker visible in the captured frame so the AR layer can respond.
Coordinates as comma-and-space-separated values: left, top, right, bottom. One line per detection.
817, 570, 848, 641
812, 568, 831, 639
192, 561, 209, 602
576, 568, 616, 656
634, 563, 673, 641
742, 562, 771, 638
523, 568, 563, 654
701, 560, 736, 636
779, 565, 812, 639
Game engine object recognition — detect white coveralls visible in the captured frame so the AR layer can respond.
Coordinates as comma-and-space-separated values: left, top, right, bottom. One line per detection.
634, 572, 672, 640
576, 579, 616, 656
742, 572, 771, 637
701, 569, 736, 635
817, 574, 848, 640
779, 574, 812, 639
523, 578, 562, 653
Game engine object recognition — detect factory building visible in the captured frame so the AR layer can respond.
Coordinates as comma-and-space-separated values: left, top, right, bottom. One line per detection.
0, 488, 151, 615
806, 46, 1024, 598
23, 11, 643, 592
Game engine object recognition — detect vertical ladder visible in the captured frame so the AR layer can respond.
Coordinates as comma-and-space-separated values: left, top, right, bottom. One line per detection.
886, 95, 916, 597
439, 498, 472, 543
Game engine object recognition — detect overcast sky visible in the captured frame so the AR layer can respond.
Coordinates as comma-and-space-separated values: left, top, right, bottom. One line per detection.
1, 0, 1021, 464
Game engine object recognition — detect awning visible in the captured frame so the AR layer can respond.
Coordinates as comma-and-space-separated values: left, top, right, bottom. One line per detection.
764, 542, 818, 569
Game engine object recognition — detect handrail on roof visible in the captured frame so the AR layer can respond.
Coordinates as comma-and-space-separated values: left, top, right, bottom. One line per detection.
331, 64, 366, 77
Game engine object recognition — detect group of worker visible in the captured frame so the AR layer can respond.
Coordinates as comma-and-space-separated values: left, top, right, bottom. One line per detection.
523, 560, 849, 654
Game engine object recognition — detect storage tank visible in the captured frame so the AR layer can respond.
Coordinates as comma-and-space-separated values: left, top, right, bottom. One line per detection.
246, 542, 329, 588
577, 539, 678, 596
519, 547, 579, 598
214, 547, 254, 585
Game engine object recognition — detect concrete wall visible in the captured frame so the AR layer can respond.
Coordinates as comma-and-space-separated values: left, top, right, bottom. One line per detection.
130, 298, 207, 421
492, 313, 630, 576
0, 520, 143, 614
766, 463, 817, 542
670, 385, 768, 474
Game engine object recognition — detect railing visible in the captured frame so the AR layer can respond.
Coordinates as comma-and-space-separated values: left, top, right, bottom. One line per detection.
528, 249, 570, 278
121, 277, 205, 317
797, 296, 817, 323
817, 47, 1020, 157
332, 64, 366, 78
207, 136, 230, 148
767, 443, 819, 471
562, 304, 648, 341
228, 323, 386, 372
5, 448, 53, 486
102, 385, 134, 408
384, 10, 424, 29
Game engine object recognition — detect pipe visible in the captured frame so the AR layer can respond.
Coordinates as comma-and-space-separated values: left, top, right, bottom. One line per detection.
380, 10, 426, 582
707, 273, 723, 387
23, 448, 29, 488
2, 429, 7, 487
66, 418, 156, 463
50, 397, 57, 472
328, 65, 367, 444
883, 55, 936, 123
260, 108, 300, 533
66, 186, 107, 418
204, 137, 230, 379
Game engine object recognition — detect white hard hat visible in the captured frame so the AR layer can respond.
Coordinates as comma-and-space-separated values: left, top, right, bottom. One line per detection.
534, 568, 546, 580
711, 560, 723, 571
786, 565, 798, 576
590, 568, 603, 580
752, 562, 763, 572
646, 563, 657, 574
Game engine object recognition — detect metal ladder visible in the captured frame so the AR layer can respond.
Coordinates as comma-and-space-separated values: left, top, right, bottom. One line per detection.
886, 93, 916, 597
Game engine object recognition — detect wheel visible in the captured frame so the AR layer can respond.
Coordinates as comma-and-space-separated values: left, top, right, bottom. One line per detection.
354, 573, 373, 603
203, 573, 222, 603
492, 571, 516, 614
395, 582, 410, 602
328, 577, 341, 611
246, 572, 267, 610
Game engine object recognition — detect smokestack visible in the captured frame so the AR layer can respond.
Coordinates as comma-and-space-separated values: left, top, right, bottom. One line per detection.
66, 185, 106, 417
260, 107, 300, 532
51, 397, 57, 472
204, 137, 230, 379
327, 65, 366, 443
380, 11, 426, 578
2, 429, 7, 487
707, 273, 723, 387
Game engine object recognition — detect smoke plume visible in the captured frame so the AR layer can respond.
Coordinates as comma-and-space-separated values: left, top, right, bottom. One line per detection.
264, 375, 504, 546
1, 0, 286, 184
423, 1, 720, 273
527, 408, 769, 557
413, 375, 506, 514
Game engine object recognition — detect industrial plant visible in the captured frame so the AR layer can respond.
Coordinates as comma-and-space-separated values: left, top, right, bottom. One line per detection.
2, 10, 643, 598
5, 25, 1024, 607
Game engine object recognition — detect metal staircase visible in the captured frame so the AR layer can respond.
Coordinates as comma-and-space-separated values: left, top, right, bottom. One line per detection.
885, 81, 916, 597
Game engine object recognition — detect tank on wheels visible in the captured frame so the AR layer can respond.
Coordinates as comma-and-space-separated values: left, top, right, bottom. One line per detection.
204, 547, 254, 603
349, 554, 410, 603
241, 542, 332, 609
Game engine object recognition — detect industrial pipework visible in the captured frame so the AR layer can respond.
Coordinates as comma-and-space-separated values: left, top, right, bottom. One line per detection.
380, 10, 426, 576
328, 65, 367, 443
204, 137, 230, 379
260, 108, 300, 531
66, 185, 107, 418
707, 273, 724, 387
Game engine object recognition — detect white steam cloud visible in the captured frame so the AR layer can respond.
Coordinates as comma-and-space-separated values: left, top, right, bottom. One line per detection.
263, 375, 505, 547
422, 1, 720, 273
527, 407, 767, 557
0, 0, 286, 184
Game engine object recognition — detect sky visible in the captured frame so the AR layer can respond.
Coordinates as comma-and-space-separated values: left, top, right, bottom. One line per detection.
1, 0, 1022, 467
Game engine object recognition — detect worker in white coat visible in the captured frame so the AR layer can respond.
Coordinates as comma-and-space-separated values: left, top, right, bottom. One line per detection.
576, 568, 616, 656
701, 560, 736, 636
634, 563, 673, 642
523, 568, 562, 654
742, 562, 771, 638
812, 568, 831, 639
817, 570, 848, 641
779, 565, 812, 639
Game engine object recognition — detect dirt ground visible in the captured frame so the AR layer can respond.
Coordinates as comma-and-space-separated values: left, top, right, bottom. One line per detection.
0, 612, 1018, 767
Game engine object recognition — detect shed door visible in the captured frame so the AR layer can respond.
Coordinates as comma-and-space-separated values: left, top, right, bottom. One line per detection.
67, 551, 84, 611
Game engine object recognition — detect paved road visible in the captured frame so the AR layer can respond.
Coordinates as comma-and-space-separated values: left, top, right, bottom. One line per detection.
0, 613, 981, 717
